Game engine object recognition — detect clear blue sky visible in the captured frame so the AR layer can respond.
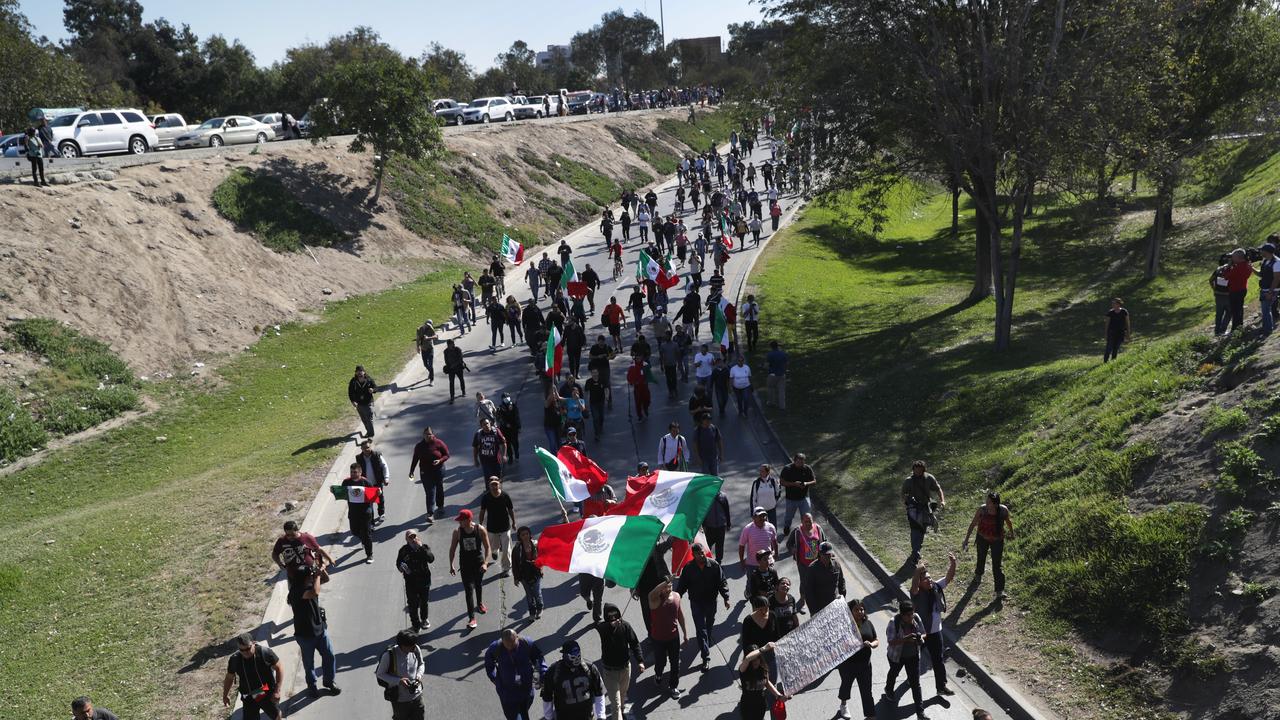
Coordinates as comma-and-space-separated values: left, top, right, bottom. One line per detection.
18, 0, 764, 69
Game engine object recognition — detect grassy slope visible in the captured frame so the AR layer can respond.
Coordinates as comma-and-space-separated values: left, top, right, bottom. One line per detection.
746, 147, 1280, 714
212, 167, 343, 252
0, 270, 457, 719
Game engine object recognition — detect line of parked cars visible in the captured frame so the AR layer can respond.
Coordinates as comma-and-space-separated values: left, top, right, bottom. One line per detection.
432, 91, 591, 125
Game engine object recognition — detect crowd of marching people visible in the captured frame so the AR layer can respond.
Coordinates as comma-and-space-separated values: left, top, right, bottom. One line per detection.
212, 116, 1014, 720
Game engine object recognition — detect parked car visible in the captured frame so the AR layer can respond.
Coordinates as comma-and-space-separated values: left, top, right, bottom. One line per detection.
512, 95, 546, 120
173, 116, 272, 148
149, 113, 195, 149
47, 108, 159, 158
565, 91, 593, 115
433, 99, 466, 126
462, 97, 516, 124
251, 113, 285, 139
1, 132, 28, 158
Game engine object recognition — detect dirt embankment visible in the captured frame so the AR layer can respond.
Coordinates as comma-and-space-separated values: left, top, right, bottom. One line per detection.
1, 109, 692, 377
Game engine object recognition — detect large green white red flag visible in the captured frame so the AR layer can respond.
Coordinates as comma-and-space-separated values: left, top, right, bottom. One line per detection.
710, 296, 731, 350
536, 445, 607, 502
535, 515, 665, 588
329, 484, 381, 503
545, 325, 563, 378
637, 249, 679, 289
561, 257, 587, 299
607, 470, 723, 540
501, 234, 524, 264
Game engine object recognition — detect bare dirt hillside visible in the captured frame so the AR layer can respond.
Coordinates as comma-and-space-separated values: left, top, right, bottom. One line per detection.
1, 109, 693, 377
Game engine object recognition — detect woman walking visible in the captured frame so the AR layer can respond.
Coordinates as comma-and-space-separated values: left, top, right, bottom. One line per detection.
1102, 297, 1130, 362
25, 128, 46, 187
737, 643, 787, 720
961, 491, 1015, 600
511, 526, 544, 620
834, 598, 879, 720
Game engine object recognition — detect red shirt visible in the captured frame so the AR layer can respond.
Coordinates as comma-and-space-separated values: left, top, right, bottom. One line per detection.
273, 533, 322, 573
1226, 261, 1254, 292
650, 592, 682, 641
626, 364, 647, 387
603, 304, 625, 326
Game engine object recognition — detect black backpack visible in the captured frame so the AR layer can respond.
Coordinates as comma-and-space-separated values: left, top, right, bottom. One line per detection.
376, 644, 423, 701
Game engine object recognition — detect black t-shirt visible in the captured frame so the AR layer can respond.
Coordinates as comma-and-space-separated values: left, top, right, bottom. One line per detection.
1262, 257, 1276, 290
227, 644, 280, 695
1106, 307, 1129, 335
739, 615, 778, 650
473, 428, 504, 460
480, 492, 514, 533
584, 377, 608, 406
779, 463, 815, 500
288, 585, 326, 639
458, 525, 485, 568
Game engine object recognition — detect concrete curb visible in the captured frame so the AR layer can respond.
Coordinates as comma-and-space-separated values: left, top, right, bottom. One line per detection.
731, 201, 1054, 720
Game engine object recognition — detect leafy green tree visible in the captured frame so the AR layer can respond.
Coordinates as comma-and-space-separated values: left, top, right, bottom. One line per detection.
0, 1, 87, 129
273, 26, 401, 118
494, 40, 547, 95
309, 56, 442, 204
421, 42, 474, 100
570, 10, 667, 88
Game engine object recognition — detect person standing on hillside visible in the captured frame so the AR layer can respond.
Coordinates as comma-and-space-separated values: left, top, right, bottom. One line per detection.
397, 529, 435, 632
341, 462, 376, 563
779, 452, 816, 537
484, 628, 547, 720
961, 491, 1015, 601
443, 339, 468, 403
289, 570, 340, 698
1210, 256, 1233, 335
415, 320, 437, 386
1224, 248, 1255, 334
1102, 298, 1131, 362
478, 478, 516, 576
408, 427, 449, 521
70, 697, 118, 720
222, 633, 285, 720
356, 439, 390, 524
1259, 242, 1280, 336
903, 460, 946, 562
449, 509, 491, 629
348, 365, 379, 439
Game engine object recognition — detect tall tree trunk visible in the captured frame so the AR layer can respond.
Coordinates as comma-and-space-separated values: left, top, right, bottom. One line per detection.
951, 179, 961, 241
372, 152, 387, 206
971, 208, 992, 300
997, 187, 1029, 351
1146, 179, 1173, 279
1131, 169, 1139, 193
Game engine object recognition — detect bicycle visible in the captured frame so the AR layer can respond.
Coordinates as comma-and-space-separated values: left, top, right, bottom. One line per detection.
612, 253, 624, 280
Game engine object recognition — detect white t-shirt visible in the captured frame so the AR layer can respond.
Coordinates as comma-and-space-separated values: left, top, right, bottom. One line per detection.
657, 434, 686, 465
729, 364, 752, 389
693, 352, 715, 378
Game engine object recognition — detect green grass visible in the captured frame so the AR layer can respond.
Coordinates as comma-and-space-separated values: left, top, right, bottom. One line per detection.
608, 126, 678, 175
549, 154, 620, 207
1, 319, 140, 459
1202, 404, 1250, 437
387, 152, 537, 254
211, 167, 344, 253
0, 389, 47, 462
0, 269, 458, 720
749, 177, 1232, 713
656, 109, 738, 155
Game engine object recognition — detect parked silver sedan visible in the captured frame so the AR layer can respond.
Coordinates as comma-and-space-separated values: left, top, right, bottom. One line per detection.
174, 116, 273, 149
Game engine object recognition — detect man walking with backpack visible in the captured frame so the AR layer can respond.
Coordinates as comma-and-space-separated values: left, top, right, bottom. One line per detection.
376, 630, 426, 720
289, 569, 341, 698
222, 633, 285, 720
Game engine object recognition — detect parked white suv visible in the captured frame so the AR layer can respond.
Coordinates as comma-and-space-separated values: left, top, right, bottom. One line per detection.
48, 108, 159, 158
462, 97, 516, 124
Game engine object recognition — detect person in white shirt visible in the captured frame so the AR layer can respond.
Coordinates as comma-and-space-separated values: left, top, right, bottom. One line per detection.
749, 464, 782, 527
728, 356, 753, 418
657, 422, 687, 470
693, 344, 716, 387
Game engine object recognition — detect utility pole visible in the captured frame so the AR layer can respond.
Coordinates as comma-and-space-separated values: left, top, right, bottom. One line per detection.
660, 0, 665, 48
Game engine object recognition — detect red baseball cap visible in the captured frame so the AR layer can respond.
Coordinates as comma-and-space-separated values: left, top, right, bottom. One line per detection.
456, 509, 473, 522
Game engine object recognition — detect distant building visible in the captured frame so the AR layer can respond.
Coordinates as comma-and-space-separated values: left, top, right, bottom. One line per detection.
536, 44, 572, 69
673, 36, 723, 67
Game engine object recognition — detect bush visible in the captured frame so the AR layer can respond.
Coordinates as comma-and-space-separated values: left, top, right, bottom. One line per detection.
1202, 405, 1250, 437
0, 391, 47, 463
1216, 440, 1269, 495
6, 318, 133, 382
38, 387, 139, 436
212, 168, 342, 253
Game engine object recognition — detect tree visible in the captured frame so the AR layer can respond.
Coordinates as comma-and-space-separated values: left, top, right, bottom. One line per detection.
197, 35, 265, 117
310, 56, 442, 204
494, 40, 546, 95
274, 26, 400, 117
1, 1, 87, 130
421, 42, 474, 100
570, 10, 666, 88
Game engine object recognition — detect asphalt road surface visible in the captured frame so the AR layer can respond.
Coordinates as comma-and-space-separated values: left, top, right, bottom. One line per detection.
251, 130, 1014, 720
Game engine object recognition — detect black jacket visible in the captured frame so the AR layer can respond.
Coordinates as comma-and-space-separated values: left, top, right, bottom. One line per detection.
564, 323, 586, 351
594, 618, 643, 670
496, 401, 521, 431
348, 375, 377, 405
443, 346, 466, 374
805, 560, 846, 611
676, 558, 730, 604
396, 542, 434, 584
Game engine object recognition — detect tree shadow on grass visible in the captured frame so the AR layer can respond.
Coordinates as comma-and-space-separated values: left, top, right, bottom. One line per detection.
260, 156, 381, 254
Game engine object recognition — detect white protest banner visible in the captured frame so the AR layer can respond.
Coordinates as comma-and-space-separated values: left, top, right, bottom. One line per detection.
774, 596, 862, 694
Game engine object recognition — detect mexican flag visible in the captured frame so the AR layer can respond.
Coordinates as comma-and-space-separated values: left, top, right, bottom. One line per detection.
561, 257, 587, 299
535, 515, 665, 588
671, 529, 709, 574
710, 297, 731, 350
536, 445, 608, 502
501, 234, 524, 265
718, 213, 734, 249
637, 248, 679, 290
329, 484, 381, 503
545, 325, 563, 378
607, 471, 723, 540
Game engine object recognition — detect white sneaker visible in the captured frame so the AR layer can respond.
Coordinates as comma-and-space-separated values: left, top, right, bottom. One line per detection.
835, 701, 850, 719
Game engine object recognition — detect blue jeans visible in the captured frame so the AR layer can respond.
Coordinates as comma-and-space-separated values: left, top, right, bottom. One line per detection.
522, 576, 544, 614
689, 598, 717, 662
781, 496, 811, 532
632, 308, 643, 332
1263, 290, 1276, 334
455, 307, 471, 332
544, 427, 560, 453
733, 386, 753, 416
297, 630, 336, 687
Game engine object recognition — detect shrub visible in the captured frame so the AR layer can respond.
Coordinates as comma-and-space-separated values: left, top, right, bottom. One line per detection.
6, 318, 133, 383
38, 386, 139, 436
1216, 440, 1269, 494
0, 390, 47, 463
1242, 581, 1278, 603
212, 168, 342, 253
1202, 405, 1249, 437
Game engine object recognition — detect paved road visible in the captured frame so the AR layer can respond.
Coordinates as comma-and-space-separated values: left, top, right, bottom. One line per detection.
255, 132, 1013, 720
0, 106, 690, 179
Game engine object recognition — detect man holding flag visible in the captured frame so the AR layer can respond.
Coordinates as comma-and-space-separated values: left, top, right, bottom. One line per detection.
334, 463, 378, 564
501, 233, 524, 266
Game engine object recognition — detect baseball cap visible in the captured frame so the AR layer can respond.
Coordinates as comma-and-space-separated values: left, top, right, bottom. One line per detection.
561, 640, 581, 657
1263, 243, 1277, 254
819, 541, 835, 556
755, 548, 772, 558
752, 506, 767, 516
899, 600, 914, 612
456, 509, 473, 522
566, 426, 578, 434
